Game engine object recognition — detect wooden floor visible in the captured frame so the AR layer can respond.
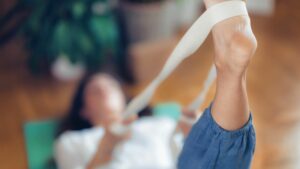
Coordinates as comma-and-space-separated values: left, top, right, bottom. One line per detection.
1, 0, 300, 168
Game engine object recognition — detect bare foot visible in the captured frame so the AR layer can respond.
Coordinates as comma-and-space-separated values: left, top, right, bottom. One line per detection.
205, 0, 257, 77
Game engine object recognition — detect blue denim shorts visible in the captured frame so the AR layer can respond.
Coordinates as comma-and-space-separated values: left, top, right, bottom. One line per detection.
178, 104, 256, 169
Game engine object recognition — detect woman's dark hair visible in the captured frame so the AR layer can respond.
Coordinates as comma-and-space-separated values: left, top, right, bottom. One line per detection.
57, 74, 93, 136
57, 73, 152, 137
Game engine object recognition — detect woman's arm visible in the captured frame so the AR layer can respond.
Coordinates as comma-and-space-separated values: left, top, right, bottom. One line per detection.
86, 133, 118, 169
86, 116, 136, 169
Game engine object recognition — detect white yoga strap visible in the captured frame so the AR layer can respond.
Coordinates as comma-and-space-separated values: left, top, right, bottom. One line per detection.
111, 1, 249, 134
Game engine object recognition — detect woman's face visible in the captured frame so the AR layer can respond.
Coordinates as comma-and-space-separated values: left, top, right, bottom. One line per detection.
83, 74, 126, 126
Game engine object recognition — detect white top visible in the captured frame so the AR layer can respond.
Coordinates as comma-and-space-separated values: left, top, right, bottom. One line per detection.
55, 117, 183, 169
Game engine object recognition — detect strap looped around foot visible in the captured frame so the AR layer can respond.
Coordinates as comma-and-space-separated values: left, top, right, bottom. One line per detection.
110, 1, 249, 135
123, 1, 248, 120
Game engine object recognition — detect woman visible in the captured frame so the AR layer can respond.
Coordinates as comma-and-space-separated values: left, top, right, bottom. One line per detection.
56, 0, 257, 168
55, 73, 188, 169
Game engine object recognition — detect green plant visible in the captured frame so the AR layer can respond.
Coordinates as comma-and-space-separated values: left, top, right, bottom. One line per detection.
21, 0, 120, 73
124, 0, 165, 3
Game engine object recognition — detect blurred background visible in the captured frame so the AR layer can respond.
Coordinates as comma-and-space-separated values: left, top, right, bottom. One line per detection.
0, 0, 300, 168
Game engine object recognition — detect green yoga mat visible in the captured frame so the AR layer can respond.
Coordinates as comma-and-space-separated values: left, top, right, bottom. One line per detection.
24, 120, 59, 169
153, 102, 182, 121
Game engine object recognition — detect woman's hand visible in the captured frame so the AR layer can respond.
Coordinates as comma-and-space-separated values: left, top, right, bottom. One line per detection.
87, 115, 137, 169
102, 115, 137, 148
178, 109, 198, 137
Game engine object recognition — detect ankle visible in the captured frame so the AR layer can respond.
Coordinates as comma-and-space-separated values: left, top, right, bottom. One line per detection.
216, 66, 247, 82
